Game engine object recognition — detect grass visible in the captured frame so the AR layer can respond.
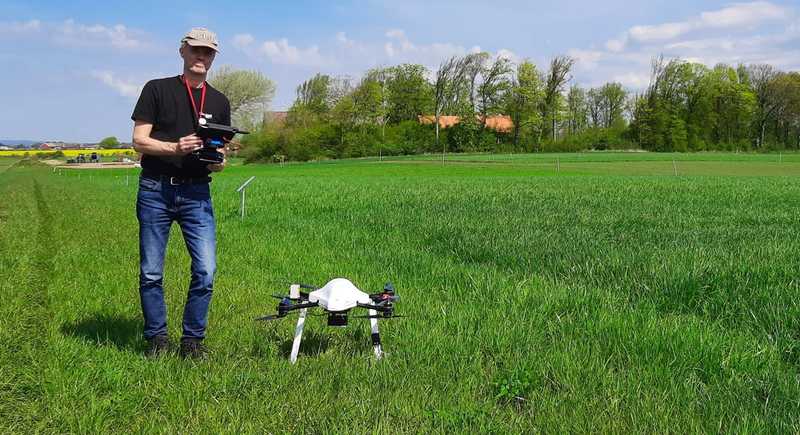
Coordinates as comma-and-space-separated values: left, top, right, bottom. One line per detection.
2, 152, 800, 432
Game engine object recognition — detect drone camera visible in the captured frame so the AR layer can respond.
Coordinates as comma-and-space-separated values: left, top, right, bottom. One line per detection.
290, 284, 301, 299
328, 312, 348, 327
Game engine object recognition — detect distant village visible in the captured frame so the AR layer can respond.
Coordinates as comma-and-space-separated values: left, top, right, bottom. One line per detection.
0, 141, 133, 151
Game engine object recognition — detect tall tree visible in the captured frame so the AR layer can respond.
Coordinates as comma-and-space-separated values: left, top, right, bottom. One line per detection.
747, 64, 781, 148
294, 73, 332, 115
476, 56, 513, 127
599, 83, 627, 129
506, 60, 544, 149
541, 56, 575, 142
362, 68, 390, 142
587, 87, 603, 128
463, 52, 491, 114
385, 64, 432, 123
208, 66, 276, 129
433, 56, 468, 155
566, 85, 588, 135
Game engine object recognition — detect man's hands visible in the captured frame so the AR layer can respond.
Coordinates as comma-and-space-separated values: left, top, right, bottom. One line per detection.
207, 146, 227, 172
175, 134, 203, 155
177, 134, 225, 171
207, 158, 226, 172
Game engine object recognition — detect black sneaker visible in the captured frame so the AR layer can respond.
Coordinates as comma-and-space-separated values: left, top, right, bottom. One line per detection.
179, 338, 208, 360
145, 335, 171, 358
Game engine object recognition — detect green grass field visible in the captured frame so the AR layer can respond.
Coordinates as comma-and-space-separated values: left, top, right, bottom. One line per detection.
2, 152, 800, 432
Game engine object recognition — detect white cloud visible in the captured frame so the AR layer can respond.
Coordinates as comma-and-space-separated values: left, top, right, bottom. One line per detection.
232, 33, 329, 67
568, 2, 799, 92
0, 19, 41, 33
665, 38, 736, 52
381, 27, 476, 66
568, 49, 605, 71
1, 18, 148, 50
260, 39, 326, 66
605, 38, 626, 52
383, 42, 395, 57
232, 33, 255, 49
699, 1, 786, 28
611, 72, 651, 89
610, 1, 791, 50
56, 19, 146, 49
496, 48, 519, 64
90, 70, 143, 98
385, 29, 406, 39
629, 22, 694, 42
335, 31, 352, 46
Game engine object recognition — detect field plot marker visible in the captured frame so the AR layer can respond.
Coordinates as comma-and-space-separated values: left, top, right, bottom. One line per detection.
673, 159, 678, 176
236, 176, 256, 220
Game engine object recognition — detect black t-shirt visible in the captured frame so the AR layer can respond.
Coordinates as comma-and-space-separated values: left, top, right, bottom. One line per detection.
132, 75, 231, 177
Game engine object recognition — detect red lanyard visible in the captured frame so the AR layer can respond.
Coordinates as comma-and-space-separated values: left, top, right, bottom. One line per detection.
182, 75, 206, 120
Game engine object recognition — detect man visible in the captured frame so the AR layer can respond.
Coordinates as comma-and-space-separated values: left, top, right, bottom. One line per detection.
131, 27, 230, 359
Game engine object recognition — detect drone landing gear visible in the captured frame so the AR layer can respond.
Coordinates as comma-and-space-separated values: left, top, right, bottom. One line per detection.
369, 307, 383, 360
288, 307, 384, 364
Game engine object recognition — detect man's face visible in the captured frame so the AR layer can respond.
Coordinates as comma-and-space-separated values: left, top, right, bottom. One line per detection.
180, 44, 216, 75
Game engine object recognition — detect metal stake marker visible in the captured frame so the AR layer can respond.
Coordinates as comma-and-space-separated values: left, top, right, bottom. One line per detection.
236, 176, 256, 220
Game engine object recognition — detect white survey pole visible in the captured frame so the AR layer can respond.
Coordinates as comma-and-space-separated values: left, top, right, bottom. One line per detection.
236, 176, 256, 221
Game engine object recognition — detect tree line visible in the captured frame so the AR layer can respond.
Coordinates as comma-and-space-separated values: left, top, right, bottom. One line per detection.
210, 54, 800, 162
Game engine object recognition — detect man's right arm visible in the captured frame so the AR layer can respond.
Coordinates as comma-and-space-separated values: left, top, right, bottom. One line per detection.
132, 120, 202, 156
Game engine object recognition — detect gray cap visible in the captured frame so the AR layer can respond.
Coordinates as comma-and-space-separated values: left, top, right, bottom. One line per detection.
181, 27, 219, 53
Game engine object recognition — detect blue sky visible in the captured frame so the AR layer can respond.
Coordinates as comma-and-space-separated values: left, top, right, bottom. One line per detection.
1, 0, 798, 143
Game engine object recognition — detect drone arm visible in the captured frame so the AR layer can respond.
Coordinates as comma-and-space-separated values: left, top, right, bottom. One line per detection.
357, 302, 392, 313
282, 302, 318, 312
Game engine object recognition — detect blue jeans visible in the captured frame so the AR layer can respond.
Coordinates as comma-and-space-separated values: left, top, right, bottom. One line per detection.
136, 176, 216, 340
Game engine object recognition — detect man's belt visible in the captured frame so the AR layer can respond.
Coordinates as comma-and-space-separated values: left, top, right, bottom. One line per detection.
141, 171, 211, 185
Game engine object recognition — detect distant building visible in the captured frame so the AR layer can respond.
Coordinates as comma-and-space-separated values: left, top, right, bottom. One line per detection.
41, 141, 87, 150
265, 111, 289, 125
40, 142, 66, 150
418, 115, 461, 129
418, 114, 514, 133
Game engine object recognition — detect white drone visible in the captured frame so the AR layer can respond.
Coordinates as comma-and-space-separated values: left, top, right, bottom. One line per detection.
256, 278, 401, 364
